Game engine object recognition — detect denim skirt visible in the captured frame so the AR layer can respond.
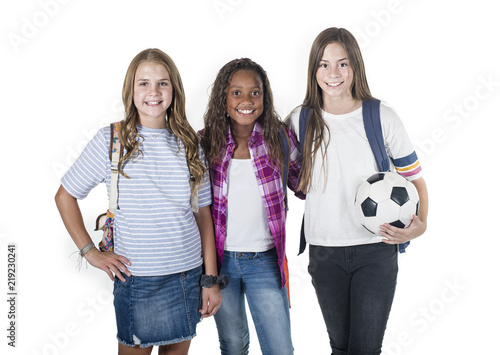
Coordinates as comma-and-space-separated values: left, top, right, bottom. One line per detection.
113, 265, 202, 348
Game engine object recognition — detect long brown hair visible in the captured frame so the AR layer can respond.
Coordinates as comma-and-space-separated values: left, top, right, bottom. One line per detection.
201, 58, 284, 168
299, 27, 375, 192
120, 48, 206, 193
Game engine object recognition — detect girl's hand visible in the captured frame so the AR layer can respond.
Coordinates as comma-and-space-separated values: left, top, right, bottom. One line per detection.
199, 285, 222, 318
379, 214, 427, 245
84, 249, 132, 282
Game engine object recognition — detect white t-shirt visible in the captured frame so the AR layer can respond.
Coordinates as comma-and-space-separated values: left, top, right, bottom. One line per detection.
225, 159, 274, 252
62, 124, 212, 276
286, 102, 422, 247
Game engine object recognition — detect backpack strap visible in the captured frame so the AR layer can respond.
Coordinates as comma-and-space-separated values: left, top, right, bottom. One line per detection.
363, 100, 409, 252
362, 100, 391, 172
298, 106, 310, 155
108, 122, 122, 215
189, 173, 199, 213
97, 122, 122, 252
279, 127, 291, 211
297, 104, 407, 253
297, 107, 311, 255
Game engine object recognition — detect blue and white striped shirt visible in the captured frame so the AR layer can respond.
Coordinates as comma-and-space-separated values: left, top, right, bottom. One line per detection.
62, 124, 212, 276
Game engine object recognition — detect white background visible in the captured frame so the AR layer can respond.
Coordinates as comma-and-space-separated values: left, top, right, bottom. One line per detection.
1, 0, 499, 354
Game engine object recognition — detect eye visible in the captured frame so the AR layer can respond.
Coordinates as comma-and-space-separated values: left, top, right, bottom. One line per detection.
338, 62, 349, 69
138, 82, 147, 87
232, 90, 241, 96
251, 91, 261, 96
319, 63, 328, 69
160, 81, 169, 86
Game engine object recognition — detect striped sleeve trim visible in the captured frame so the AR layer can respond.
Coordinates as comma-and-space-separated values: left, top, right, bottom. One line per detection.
393, 151, 422, 179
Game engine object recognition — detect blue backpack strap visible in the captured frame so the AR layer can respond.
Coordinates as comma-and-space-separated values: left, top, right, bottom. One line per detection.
299, 106, 310, 154
279, 127, 290, 211
297, 107, 311, 255
363, 100, 410, 253
363, 100, 391, 172
398, 242, 409, 253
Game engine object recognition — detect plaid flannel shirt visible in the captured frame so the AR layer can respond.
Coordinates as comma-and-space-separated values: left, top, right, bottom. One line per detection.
209, 122, 303, 288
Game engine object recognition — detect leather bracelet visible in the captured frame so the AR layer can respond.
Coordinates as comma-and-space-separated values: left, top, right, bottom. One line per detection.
200, 275, 229, 290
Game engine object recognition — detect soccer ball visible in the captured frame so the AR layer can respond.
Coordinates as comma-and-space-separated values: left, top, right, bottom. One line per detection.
354, 172, 419, 235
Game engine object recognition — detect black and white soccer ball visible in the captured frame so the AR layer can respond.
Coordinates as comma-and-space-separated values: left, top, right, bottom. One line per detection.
354, 172, 419, 235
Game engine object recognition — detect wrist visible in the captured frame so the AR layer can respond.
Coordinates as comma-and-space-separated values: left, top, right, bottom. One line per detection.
200, 275, 229, 289
80, 242, 97, 258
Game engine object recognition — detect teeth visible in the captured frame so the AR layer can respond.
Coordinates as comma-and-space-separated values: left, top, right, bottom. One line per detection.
147, 101, 161, 105
237, 109, 254, 114
327, 82, 342, 87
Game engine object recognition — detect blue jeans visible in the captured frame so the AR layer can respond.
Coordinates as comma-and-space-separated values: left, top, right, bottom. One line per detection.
309, 243, 398, 355
214, 248, 293, 355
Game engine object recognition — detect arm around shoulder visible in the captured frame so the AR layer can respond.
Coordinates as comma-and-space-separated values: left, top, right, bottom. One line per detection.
285, 127, 305, 200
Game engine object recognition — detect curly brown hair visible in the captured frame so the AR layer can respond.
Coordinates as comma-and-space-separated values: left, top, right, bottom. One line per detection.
120, 48, 206, 194
201, 58, 284, 168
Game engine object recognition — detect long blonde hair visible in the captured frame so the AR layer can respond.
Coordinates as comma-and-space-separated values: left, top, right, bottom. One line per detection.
299, 27, 375, 193
120, 48, 205, 193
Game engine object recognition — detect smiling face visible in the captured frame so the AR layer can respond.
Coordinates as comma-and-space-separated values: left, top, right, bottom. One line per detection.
226, 69, 264, 133
133, 61, 173, 126
316, 42, 354, 102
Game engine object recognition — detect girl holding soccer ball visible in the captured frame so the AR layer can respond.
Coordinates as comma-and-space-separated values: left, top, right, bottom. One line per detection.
285, 27, 429, 354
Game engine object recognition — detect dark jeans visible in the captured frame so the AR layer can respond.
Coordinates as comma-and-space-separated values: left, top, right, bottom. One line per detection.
309, 243, 398, 355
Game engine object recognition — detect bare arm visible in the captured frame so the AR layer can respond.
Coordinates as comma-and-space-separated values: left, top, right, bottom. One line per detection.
380, 177, 429, 244
55, 185, 131, 281
194, 205, 222, 318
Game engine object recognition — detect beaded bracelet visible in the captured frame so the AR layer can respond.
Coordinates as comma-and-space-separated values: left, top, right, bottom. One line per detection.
79, 242, 96, 258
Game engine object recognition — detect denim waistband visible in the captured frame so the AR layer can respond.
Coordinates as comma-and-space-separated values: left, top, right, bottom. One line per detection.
223, 247, 277, 259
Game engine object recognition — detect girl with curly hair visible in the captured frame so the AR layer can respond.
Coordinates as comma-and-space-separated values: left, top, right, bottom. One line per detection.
200, 58, 303, 355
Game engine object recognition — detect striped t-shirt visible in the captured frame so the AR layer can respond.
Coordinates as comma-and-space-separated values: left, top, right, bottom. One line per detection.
62, 124, 212, 276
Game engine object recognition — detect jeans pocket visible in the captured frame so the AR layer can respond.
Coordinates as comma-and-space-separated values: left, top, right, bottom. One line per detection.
252, 254, 278, 270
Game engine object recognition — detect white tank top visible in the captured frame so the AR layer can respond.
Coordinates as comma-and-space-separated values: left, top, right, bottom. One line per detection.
225, 159, 274, 252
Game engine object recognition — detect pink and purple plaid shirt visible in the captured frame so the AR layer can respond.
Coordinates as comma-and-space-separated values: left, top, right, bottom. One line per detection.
208, 122, 303, 288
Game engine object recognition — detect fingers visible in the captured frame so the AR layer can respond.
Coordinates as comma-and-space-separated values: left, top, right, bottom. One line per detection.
199, 294, 209, 316
105, 269, 115, 282
116, 255, 132, 277
380, 215, 422, 244
199, 288, 222, 318
380, 223, 405, 243
117, 255, 132, 267
107, 261, 128, 282
204, 298, 220, 318
85, 251, 131, 282
107, 255, 132, 282
201, 303, 219, 318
